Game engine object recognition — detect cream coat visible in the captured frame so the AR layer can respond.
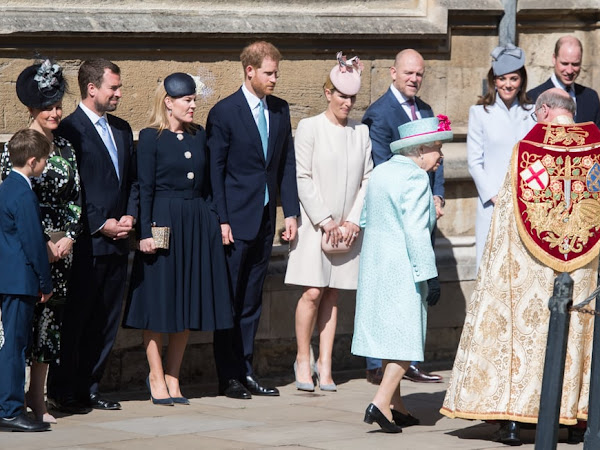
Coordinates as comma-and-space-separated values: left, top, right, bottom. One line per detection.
467, 97, 535, 268
285, 113, 373, 289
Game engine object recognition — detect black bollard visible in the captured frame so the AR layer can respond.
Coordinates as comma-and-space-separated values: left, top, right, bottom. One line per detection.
535, 272, 573, 450
583, 273, 600, 449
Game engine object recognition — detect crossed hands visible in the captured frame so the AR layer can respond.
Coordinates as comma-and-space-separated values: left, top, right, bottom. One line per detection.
46, 237, 74, 263
101, 215, 135, 240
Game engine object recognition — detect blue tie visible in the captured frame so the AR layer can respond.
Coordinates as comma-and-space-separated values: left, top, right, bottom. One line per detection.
257, 101, 269, 205
97, 117, 120, 180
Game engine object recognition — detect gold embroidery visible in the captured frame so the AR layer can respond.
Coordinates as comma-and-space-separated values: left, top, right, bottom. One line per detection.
520, 154, 600, 256
542, 123, 589, 146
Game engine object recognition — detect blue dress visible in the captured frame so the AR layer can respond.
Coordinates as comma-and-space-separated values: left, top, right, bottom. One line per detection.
124, 127, 233, 333
351, 155, 437, 362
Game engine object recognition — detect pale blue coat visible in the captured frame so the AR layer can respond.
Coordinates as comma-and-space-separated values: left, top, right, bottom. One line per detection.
351, 155, 437, 362
467, 96, 535, 268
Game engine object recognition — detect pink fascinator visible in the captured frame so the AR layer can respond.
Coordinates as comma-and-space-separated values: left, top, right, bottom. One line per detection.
329, 51, 363, 96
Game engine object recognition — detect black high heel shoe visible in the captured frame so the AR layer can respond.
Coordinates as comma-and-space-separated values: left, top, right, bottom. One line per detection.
391, 409, 420, 427
146, 376, 174, 406
363, 403, 402, 433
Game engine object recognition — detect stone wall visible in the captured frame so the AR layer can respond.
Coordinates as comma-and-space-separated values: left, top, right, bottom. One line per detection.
1, 0, 599, 389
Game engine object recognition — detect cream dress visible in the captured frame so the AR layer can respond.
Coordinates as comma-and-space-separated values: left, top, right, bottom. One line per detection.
284, 113, 373, 289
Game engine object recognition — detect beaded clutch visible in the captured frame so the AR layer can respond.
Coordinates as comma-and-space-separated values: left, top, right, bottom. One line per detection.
131, 224, 170, 250
150, 225, 170, 250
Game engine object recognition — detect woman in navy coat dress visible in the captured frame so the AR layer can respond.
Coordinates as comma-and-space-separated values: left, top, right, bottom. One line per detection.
124, 73, 233, 405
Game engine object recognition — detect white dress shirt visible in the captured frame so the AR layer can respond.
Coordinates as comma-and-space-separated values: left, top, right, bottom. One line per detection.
389, 83, 422, 120
241, 84, 269, 133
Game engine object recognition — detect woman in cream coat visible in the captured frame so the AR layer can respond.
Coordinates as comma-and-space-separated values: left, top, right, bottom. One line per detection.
285, 53, 372, 391
468, 44, 536, 269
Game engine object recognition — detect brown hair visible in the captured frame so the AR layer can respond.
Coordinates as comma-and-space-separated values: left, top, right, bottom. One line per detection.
78, 58, 121, 98
240, 41, 281, 71
147, 81, 197, 135
8, 128, 51, 167
478, 66, 532, 111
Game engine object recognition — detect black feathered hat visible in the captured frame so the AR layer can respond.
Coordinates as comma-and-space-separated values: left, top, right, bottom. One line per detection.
16, 60, 66, 109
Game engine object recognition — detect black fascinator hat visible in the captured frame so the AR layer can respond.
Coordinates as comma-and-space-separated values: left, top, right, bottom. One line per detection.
16, 59, 66, 109
164, 72, 197, 98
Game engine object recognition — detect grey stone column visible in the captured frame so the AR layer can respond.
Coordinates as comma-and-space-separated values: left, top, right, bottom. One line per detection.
500, 0, 517, 46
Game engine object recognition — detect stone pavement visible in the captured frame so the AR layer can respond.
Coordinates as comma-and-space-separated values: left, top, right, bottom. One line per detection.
0, 370, 583, 449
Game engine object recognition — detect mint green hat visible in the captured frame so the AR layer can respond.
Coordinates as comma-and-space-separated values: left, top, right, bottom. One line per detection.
390, 116, 453, 154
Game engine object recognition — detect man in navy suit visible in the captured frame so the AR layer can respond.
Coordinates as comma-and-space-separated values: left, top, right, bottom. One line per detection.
362, 49, 444, 385
0, 129, 52, 432
207, 41, 300, 399
527, 35, 600, 127
48, 59, 138, 412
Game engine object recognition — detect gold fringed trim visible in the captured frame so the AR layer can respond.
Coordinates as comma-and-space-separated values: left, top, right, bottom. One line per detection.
439, 406, 584, 426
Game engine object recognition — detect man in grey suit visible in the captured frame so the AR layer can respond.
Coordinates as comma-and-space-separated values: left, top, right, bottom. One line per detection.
362, 49, 443, 385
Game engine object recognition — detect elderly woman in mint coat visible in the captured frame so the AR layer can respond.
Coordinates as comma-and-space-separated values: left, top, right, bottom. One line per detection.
468, 44, 535, 269
352, 116, 452, 433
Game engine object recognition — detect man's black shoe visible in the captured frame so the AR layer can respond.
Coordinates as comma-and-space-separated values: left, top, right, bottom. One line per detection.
403, 365, 443, 383
48, 395, 91, 414
244, 375, 279, 396
567, 426, 585, 444
219, 379, 252, 399
89, 393, 121, 410
0, 411, 50, 432
496, 420, 522, 446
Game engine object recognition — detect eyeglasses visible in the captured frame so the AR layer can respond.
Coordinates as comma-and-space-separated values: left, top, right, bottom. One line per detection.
531, 104, 546, 123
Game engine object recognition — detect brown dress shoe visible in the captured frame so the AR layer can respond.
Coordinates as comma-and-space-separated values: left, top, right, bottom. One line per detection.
402, 365, 443, 383
366, 367, 383, 385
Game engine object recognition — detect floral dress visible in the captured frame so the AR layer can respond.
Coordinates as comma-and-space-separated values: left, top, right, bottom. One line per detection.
0, 134, 82, 363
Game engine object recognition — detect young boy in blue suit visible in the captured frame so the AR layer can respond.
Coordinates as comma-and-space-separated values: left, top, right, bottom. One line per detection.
0, 129, 53, 432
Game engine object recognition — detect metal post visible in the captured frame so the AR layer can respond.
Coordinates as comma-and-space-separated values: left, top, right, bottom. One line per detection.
583, 273, 600, 449
535, 272, 573, 450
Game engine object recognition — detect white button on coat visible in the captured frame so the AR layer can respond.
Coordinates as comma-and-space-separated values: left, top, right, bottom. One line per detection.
187, 172, 194, 180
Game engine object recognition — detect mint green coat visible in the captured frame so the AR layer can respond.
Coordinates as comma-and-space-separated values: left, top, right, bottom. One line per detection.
351, 155, 437, 362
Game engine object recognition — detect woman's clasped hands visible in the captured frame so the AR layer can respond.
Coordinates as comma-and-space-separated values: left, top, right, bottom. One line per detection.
46, 236, 74, 263
322, 220, 360, 248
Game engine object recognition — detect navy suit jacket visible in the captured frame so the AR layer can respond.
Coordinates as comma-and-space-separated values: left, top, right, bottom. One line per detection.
58, 106, 138, 256
207, 88, 300, 240
0, 171, 53, 296
362, 87, 444, 198
528, 78, 600, 127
